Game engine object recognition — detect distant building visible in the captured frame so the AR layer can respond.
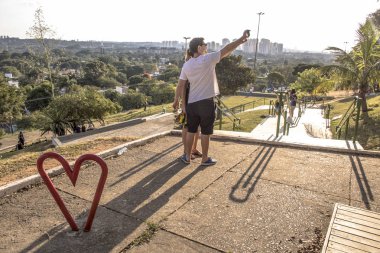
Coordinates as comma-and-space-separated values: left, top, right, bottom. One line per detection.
4, 73, 12, 78
259, 38, 271, 55
116, 86, 128, 94
222, 38, 230, 46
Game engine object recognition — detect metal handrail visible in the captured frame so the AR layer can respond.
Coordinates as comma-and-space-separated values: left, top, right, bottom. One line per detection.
335, 97, 362, 142
335, 97, 357, 131
214, 96, 241, 131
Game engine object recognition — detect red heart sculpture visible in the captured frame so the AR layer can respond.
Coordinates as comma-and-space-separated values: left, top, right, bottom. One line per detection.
37, 152, 108, 232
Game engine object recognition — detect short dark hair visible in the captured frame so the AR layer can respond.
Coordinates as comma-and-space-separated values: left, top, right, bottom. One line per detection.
189, 37, 205, 54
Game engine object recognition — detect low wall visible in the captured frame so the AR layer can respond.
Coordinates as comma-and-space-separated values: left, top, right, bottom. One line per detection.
57, 118, 145, 144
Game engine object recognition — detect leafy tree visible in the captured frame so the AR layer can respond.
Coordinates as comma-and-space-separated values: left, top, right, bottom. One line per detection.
323, 19, 380, 112
82, 60, 109, 85
25, 82, 52, 112
216, 55, 255, 95
0, 77, 25, 132
36, 86, 121, 135
267, 72, 285, 87
289, 68, 327, 95
292, 63, 320, 76
149, 84, 175, 105
104, 89, 122, 103
126, 65, 144, 78
128, 74, 144, 85
0, 66, 22, 77
0, 50, 10, 61
119, 90, 147, 110
158, 65, 179, 82
27, 7, 56, 97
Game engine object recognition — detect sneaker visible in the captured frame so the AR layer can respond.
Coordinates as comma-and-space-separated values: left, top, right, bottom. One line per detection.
180, 154, 190, 164
201, 157, 217, 166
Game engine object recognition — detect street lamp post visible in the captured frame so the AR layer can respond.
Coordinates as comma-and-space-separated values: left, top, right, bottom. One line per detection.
253, 12, 264, 70
344, 41, 349, 52
183, 37, 191, 59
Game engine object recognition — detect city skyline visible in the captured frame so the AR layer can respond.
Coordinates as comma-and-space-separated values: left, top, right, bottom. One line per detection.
0, 0, 379, 52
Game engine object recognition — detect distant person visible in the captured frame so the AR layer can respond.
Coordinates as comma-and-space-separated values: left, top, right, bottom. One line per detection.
144, 97, 148, 111
178, 30, 250, 165
17, 131, 25, 150
289, 89, 297, 123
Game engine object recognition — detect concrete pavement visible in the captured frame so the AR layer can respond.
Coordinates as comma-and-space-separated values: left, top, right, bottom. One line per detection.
1, 134, 379, 252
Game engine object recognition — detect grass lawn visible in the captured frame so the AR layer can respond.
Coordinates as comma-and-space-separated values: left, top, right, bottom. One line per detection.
329, 94, 380, 150
0, 136, 136, 186
215, 109, 268, 132
105, 102, 173, 124
220, 96, 274, 109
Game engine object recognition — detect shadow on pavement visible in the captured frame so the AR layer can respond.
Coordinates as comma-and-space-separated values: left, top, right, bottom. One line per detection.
230, 146, 276, 203
349, 155, 374, 209
20, 143, 206, 253
110, 142, 183, 187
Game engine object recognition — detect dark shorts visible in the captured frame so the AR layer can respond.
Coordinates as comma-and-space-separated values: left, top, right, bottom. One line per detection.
186, 98, 215, 135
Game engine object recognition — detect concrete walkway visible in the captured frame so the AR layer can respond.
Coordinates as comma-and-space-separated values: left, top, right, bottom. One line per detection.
249, 106, 363, 150
1, 133, 379, 252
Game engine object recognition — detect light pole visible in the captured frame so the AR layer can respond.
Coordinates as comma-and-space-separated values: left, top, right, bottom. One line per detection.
344, 41, 349, 52
183, 37, 190, 59
253, 12, 264, 70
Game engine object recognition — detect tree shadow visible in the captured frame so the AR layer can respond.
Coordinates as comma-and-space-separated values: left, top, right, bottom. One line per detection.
349, 155, 374, 209
229, 146, 276, 203
20, 147, 205, 253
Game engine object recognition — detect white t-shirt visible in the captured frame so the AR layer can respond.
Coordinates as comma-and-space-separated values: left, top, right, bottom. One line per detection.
179, 51, 221, 104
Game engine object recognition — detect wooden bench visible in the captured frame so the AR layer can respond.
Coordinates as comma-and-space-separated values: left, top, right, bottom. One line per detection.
322, 203, 380, 252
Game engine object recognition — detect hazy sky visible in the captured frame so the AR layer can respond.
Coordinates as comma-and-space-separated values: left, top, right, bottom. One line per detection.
0, 0, 379, 52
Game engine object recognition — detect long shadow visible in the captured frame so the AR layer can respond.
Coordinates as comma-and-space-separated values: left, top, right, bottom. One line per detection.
110, 141, 182, 187
20, 148, 205, 253
230, 146, 276, 203
349, 155, 374, 209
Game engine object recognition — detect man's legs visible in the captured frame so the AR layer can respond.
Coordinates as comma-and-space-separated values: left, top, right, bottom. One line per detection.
200, 134, 210, 163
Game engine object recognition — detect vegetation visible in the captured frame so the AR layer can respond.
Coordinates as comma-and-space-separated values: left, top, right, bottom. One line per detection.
215, 109, 268, 132
329, 95, 380, 150
322, 18, 380, 113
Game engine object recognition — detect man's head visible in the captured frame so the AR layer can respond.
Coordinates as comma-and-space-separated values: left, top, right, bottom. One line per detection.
189, 37, 207, 56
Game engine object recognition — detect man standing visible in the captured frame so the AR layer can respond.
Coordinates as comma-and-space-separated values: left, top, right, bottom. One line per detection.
178, 30, 250, 165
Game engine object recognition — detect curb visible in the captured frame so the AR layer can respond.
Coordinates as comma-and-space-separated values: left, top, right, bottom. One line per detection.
0, 130, 172, 198
170, 130, 380, 157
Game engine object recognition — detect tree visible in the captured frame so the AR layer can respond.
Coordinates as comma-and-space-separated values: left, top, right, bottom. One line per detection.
289, 68, 328, 96
35, 86, 121, 135
324, 19, 380, 112
292, 63, 320, 76
0, 77, 25, 133
267, 72, 285, 87
27, 7, 56, 97
126, 65, 144, 78
119, 90, 147, 110
215, 55, 255, 95
25, 82, 52, 112
158, 65, 180, 82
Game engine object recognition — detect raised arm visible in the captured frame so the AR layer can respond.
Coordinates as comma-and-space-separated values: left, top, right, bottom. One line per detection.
220, 30, 250, 59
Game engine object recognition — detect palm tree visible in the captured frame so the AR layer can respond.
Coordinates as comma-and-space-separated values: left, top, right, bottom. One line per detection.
323, 20, 380, 112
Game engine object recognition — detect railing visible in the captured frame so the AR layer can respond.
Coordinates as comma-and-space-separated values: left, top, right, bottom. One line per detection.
230, 101, 255, 114
335, 97, 362, 142
323, 104, 332, 129
214, 96, 241, 131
